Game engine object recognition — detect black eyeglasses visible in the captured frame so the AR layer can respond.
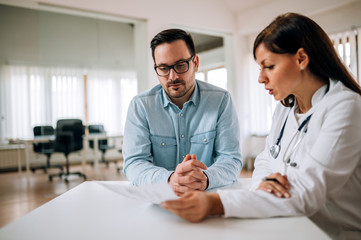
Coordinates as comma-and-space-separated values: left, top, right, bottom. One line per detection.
154, 56, 194, 77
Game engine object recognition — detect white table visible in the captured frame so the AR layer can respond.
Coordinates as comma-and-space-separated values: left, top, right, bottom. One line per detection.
83, 134, 123, 174
0, 180, 330, 240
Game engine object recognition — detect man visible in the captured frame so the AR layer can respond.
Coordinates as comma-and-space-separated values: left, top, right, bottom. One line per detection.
123, 29, 242, 196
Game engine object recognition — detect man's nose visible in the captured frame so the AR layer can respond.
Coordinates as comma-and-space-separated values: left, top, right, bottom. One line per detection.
168, 68, 178, 80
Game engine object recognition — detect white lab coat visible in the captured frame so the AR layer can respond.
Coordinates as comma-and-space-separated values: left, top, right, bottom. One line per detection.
218, 80, 361, 239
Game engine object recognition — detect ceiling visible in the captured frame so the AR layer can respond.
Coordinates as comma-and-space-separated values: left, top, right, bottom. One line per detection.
191, 32, 223, 53
223, 0, 274, 14
191, 0, 360, 52
1, 0, 358, 53
222, 0, 358, 16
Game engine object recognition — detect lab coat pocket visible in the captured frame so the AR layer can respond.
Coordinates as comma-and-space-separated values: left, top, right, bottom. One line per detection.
309, 131, 338, 166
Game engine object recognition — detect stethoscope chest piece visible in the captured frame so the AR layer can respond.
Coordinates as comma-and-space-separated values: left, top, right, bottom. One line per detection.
270, 144, 280, 159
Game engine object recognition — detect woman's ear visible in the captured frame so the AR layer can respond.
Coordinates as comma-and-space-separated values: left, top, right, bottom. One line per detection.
297, 48, 309, 70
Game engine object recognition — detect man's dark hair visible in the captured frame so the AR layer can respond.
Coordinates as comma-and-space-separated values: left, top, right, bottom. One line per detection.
150, 29, 196, 63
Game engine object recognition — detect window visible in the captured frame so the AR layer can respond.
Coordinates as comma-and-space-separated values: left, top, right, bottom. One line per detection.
244, 56, 276, 136
330, 27, 361, 83
87, 69, 137, 135
195, 72, 205, 81
0, 65, 137, 141
196, 67, 227, 90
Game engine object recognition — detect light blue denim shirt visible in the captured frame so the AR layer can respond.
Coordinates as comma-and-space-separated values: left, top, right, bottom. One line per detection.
123, 80, 242, 189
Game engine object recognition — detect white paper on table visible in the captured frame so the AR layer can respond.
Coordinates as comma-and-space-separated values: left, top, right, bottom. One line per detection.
96, 181, 178, 204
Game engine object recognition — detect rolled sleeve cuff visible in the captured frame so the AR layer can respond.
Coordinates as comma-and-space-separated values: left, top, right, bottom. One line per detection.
204, 168, 222, 190
217, 189, 233, 218
157, 170, 174, 184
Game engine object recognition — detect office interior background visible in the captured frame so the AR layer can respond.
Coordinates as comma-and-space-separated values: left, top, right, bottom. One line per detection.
0, 0, 361, 223
0, 0, 361, 166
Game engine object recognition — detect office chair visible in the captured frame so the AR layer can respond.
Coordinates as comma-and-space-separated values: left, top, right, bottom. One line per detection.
116, 148, 123, 173
49, 119, 86, 182
31, 126, 63, 174
88, 124, 116, 167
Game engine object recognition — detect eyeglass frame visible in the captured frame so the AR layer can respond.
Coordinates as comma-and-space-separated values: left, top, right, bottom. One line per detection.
154, 55, 195, 77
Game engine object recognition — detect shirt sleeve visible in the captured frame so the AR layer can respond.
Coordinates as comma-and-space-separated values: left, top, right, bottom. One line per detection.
122, 97, 173, 185
218, 92, 361, 219
204, 92, 243, 189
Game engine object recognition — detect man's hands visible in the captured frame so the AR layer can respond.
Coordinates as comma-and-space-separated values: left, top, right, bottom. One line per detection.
257, 172, 291, 198
169, 154, 208, 196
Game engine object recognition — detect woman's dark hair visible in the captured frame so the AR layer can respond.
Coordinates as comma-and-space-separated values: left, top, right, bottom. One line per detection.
150, 28, 196, 63
253, 12, 361, 106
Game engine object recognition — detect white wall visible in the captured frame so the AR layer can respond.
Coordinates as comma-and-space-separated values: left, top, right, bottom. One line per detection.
0, 5, 135, 69
235, 0, 361, 36
10, 0, 237, 92
197, 47, 225, 71
1, 0, 360, 89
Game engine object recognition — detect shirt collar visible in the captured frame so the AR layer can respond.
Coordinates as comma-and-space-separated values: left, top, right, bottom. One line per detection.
161, 80, 199, 108
311, 82, 329, 106
294, 81, 329, 115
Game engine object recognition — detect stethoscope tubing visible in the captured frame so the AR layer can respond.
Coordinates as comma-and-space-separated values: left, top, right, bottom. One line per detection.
270, 108, 313, 160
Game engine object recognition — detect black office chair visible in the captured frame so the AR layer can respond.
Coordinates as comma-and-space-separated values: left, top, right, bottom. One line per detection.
88, 124, 116, 167
31, 126, 63, 174
49, 119, 86, 182
116, 149, 123, 173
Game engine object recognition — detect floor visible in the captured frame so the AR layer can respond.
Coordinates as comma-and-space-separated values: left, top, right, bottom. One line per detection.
0, 163, 252, 228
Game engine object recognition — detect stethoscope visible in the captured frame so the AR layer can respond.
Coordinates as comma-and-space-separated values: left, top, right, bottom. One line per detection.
270, 109, 313, 168
269, 83, 329, 169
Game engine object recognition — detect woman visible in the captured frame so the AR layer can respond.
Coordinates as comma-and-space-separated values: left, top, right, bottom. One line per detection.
161, 13, 361, 239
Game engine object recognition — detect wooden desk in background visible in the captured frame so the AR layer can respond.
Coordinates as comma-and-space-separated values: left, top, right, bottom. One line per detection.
16, 136, 55, 182
13, 135, 123, 183
82, 134, 123, 174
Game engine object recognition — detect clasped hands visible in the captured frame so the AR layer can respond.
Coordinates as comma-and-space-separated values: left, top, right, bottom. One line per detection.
161, 154, 213, 222
169, 154, 208, 196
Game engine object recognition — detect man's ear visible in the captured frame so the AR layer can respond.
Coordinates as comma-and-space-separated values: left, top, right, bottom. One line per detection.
193, 55, 199, 72
297, 48, 309, 70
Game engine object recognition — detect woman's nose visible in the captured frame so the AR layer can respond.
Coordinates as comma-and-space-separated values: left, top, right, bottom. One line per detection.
258, 71, 267, 84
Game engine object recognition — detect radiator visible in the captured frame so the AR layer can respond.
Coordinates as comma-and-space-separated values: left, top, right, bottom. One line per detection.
0, 145, 25, 169
0, 143, 122, 170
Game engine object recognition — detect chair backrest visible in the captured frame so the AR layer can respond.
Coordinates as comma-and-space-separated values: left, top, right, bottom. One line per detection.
33, 126, 54, 153
88, 124, 107, 148
88, 124, 105, 134
55, 119, 84, 155
34, 126, 54, 136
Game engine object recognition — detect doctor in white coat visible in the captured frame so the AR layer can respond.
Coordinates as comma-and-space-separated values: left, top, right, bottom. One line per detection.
161, 13, 361, 239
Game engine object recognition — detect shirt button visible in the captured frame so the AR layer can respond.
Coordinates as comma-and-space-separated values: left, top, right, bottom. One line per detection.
182, 155, 185, 158
180, 113, 184, 117
203, 138, 207, 142
161, 142, 165, 146
181, 134, 184, 138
